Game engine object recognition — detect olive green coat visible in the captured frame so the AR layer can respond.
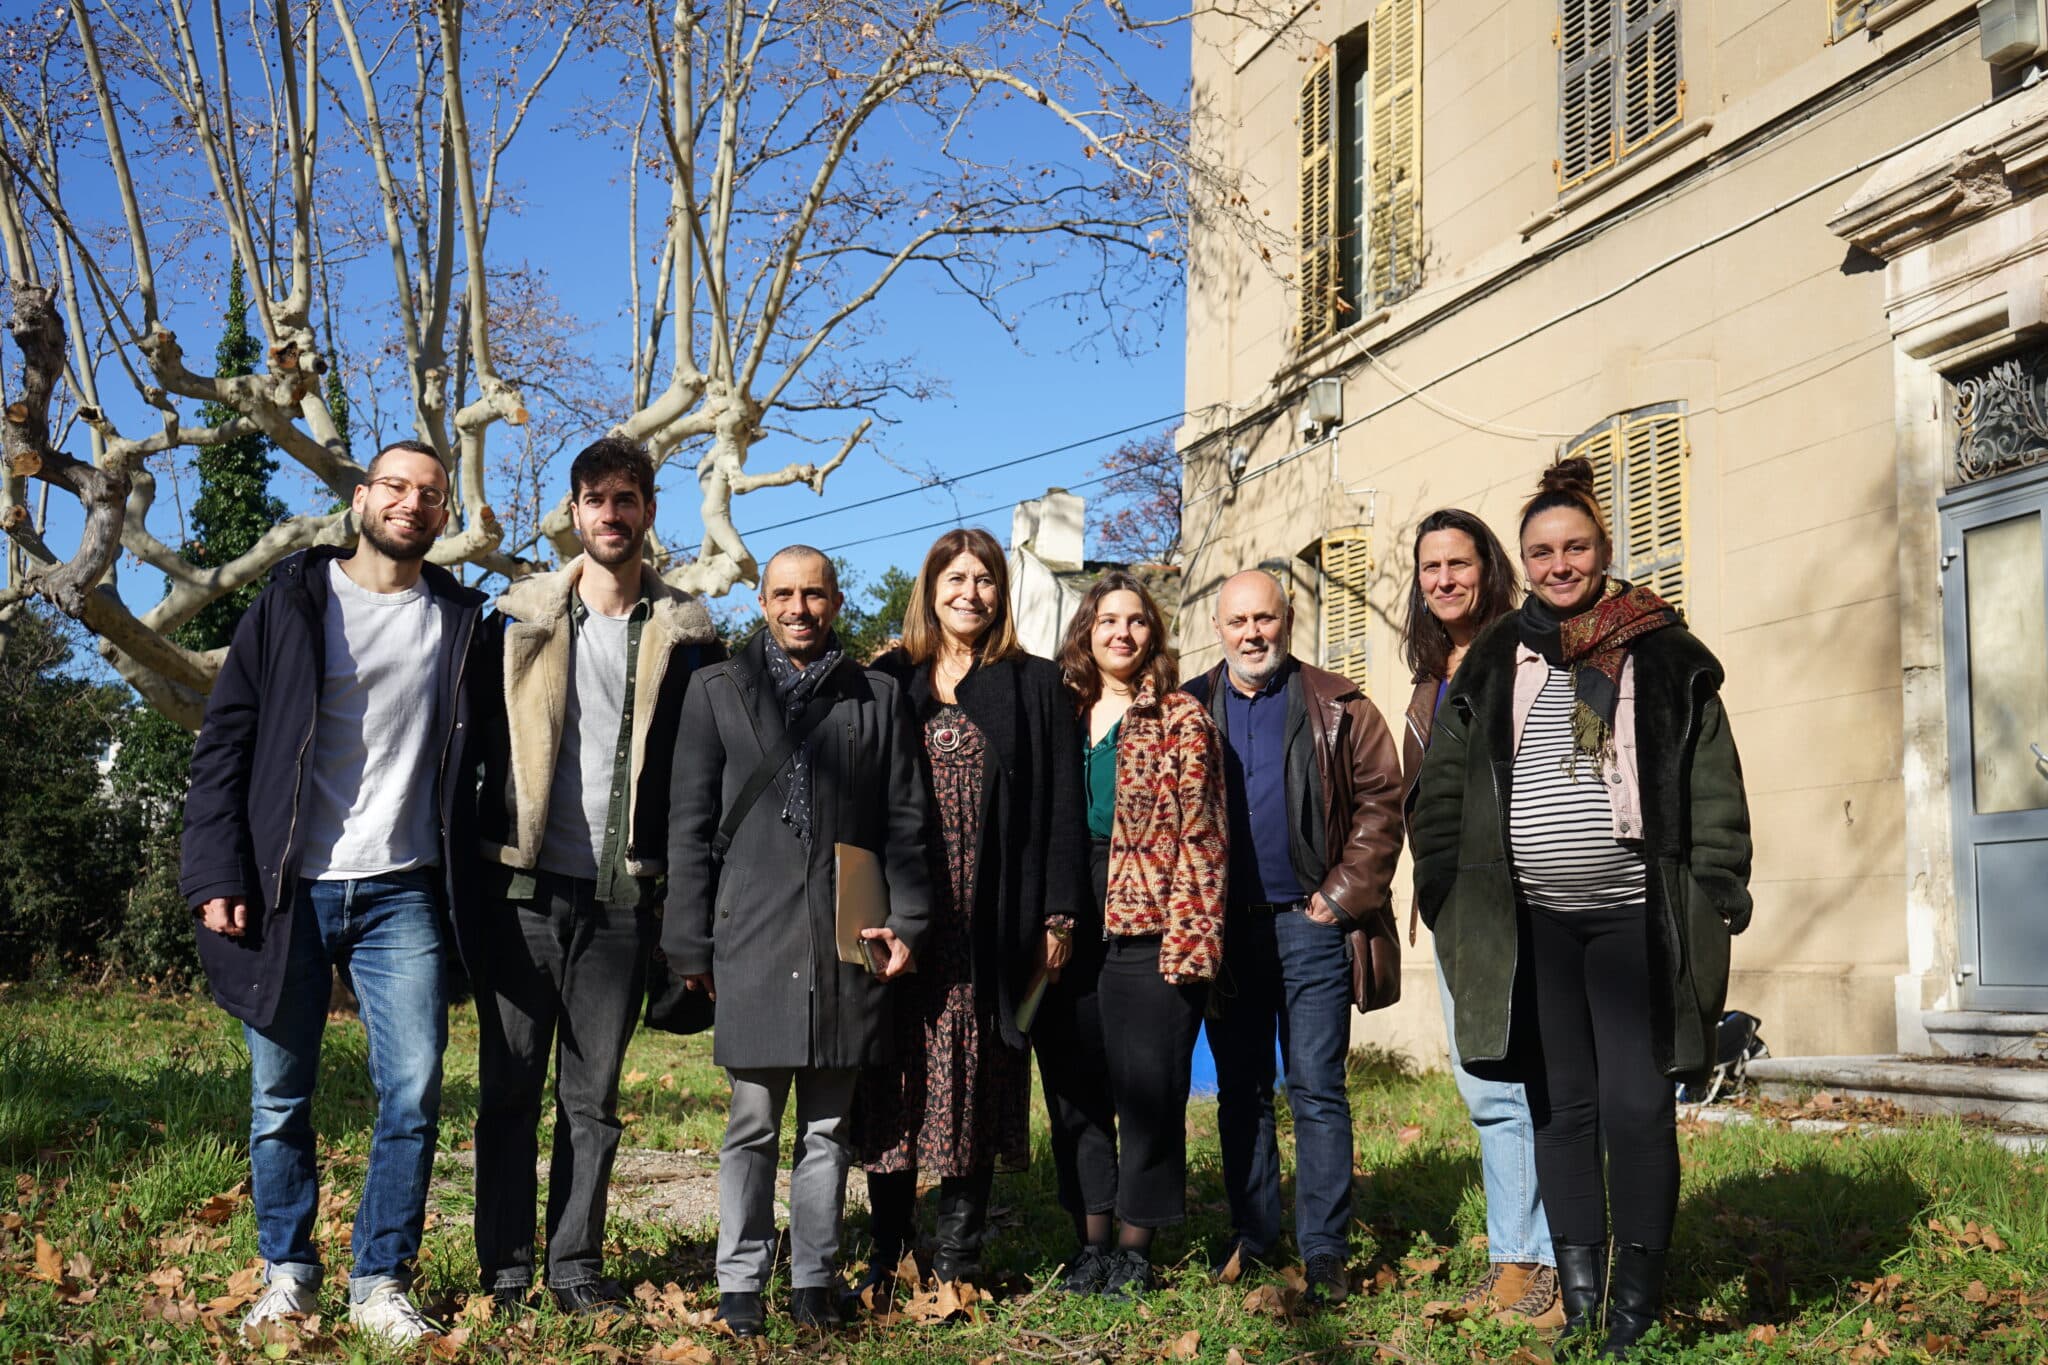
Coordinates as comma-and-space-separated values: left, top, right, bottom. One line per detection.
1409, 616, 1753, 1080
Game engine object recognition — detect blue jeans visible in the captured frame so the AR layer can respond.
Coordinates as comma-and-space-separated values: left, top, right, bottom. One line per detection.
244, 870, 448, 1293
1209, 907, 1355, 1262
1436, 959, 1552, 1266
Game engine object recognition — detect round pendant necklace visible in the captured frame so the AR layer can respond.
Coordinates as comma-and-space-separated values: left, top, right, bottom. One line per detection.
931, 722, 962, 753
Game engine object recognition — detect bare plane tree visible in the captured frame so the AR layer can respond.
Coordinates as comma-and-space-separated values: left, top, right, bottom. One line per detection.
0, 0, 1275, 728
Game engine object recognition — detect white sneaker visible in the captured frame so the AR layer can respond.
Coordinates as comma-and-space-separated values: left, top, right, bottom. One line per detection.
243, 1274, 318, 1329
348, 1282, 440, 1344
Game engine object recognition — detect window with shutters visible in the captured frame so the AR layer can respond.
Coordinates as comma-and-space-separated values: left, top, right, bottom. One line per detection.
1297, 0, 1422, 349
1319, 527, 1374, 689
1556, 0, 1682, 192
1831, 0, 1903, 40
1564, 403, 1689, 612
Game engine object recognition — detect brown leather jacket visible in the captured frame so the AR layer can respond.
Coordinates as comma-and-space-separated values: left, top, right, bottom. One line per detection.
1186, 659, 1405, 926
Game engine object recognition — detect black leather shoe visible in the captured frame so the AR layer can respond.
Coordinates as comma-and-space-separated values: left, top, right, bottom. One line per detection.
551, 1279, 629, 1316
789, 1285, 844, 1332
1601, 1244, 1666, 1357
1209, 1238, 1266, 1282
1303, 1253, 1350, 1307
1100, 1247, 1151, 1300
1059, 1244, 1112, 1295
1554, 1241, 1609, 1335
716, 1291, 765, 1338
487, 1283, 531, 1318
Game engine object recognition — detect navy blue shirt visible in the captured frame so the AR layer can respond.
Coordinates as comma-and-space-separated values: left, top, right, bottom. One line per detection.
1220, 659, 1304, 904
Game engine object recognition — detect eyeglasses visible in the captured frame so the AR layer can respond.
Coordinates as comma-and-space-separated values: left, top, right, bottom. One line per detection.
367, 476, 449, 510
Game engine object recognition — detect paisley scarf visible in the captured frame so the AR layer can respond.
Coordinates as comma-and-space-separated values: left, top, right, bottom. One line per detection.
1517, 577, 1680, 770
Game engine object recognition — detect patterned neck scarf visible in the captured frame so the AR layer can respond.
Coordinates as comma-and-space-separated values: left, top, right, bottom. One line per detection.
762, 631, 844, 843
1517, 576, 1679, 768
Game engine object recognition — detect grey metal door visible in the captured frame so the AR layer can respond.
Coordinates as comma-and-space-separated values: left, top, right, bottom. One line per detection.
1942, 472, 2048, 1010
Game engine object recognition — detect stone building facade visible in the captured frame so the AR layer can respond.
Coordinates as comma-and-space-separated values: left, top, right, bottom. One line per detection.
1181, 0, 2048, 1062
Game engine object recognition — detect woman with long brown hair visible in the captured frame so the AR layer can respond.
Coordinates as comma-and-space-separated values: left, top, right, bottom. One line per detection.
851, 528, 1088, 1296
1397, 508, 1559, 1328
1036, 571, 1226, 1299
1410, 459, 1752, 1357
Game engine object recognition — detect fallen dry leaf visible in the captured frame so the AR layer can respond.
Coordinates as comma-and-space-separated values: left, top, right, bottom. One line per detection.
1402, 1254, 1443, 1278
648, 1343, 715, 1365
193, 1185, 248, 1227
1213, 1244, 1246, 1284
1168, 1329, 1201, 1360
1241, 1283, 1296, 1318
32, 1236, 62, 1283
1419, 1299, 1466, 1325
1747, 1323, 1780, 1343
1396, 1124, 1423, 1146
1225, 1350, 1248, 1365
1964, 1280, 1989, 1303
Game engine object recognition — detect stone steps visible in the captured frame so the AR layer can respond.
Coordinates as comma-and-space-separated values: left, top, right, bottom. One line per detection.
1923, 1010, 2048, 1060
1744, 1054, 2048, 1129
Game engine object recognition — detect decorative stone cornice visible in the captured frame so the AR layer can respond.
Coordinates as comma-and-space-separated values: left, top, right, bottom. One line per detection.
1830, 84, 2048, 259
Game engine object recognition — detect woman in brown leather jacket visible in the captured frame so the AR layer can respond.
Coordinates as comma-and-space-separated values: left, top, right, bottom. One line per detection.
1399, 508, 1559, 1328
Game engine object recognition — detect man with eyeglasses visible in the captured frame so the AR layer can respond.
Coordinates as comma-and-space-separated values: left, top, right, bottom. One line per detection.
181, 438, 488, 1345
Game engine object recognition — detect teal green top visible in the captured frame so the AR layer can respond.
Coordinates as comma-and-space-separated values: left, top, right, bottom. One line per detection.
1084, 719, 1121, 840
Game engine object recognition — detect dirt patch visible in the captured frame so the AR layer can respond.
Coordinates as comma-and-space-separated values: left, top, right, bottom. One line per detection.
435, 1146, 869, 1230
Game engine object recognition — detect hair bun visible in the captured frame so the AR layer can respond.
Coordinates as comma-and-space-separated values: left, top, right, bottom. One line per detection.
1540, 456, 1600, 497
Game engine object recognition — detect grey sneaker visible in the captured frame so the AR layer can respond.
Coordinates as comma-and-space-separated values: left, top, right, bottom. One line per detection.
243, 1274, 317, 1329
348, 1282, 440, 1344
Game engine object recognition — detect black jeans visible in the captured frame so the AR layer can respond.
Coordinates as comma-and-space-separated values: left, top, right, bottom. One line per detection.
1034, 839, 1206, 1230
1524, 901, 1679, 1250
1098, 934, 1207, 1226
472, 871, 653, 1290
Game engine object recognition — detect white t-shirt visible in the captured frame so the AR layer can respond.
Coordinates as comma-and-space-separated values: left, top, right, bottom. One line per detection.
297, 559, 447, 880
537, 607, 633, 879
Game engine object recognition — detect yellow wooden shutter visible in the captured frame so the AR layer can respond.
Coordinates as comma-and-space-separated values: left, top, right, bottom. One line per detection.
1620, 410, 1688, 612
1830, 0, 1864, 38
1368, 0, 1422, 306
1298, 51, 1339, 348
1568, 419, 1621, 523
1557, 0, 1617, 188
1619, 0, 1682, 157
1320, 528, 1374, 690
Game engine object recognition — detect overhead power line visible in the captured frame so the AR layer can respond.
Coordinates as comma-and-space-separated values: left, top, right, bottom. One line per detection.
819, 449, 1181, 554
676, 411, 1183, 556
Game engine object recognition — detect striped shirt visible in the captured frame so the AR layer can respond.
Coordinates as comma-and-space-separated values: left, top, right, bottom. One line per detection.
1509, 665, 1646, 912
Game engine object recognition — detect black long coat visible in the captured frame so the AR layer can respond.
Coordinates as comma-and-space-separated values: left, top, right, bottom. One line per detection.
868, 649, 1091, 1051
663, 633, 936, 1070
178, 547, 488, 1028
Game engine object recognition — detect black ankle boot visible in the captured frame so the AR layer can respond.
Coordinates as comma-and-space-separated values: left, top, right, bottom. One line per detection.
930, 1169, 993, 1284
1554, 1241, 1609, 1335
853, 1171, 917, 1307
1601, 1244, 1666, 1357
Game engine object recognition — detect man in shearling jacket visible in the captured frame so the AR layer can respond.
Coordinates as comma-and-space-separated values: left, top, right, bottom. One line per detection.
468, 437, 723, 1315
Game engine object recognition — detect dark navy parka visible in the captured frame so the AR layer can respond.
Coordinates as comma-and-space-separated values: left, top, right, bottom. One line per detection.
178, 546, 488, 1028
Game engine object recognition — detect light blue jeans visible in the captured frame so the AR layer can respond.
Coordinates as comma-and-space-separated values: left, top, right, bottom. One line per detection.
1436, 959, 1552, 1266
245, 870, 448, 1299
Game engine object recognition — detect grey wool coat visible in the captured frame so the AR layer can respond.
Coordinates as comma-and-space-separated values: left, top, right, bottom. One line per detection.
662, 631, 935, 1070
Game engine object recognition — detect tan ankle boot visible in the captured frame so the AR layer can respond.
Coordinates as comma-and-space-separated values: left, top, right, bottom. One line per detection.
1458, 1261, 1526, 1312
1492, 1263, 1565, 1331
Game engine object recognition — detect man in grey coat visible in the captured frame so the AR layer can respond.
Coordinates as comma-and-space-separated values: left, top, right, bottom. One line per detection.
665, 545, 932, 1337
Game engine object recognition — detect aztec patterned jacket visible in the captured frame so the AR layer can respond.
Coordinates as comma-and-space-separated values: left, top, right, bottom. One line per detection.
1102, 680, 1229, 979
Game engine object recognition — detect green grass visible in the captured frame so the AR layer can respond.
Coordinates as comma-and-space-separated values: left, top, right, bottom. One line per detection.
2, 982, 2044, 1362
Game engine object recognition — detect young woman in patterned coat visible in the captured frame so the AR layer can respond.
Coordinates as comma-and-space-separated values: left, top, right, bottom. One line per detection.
852, 528, 1089, 1297
1036, 571, 1227, 1299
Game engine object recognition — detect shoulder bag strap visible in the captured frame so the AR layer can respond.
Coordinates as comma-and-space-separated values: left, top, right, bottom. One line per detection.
712, 689, 839, 858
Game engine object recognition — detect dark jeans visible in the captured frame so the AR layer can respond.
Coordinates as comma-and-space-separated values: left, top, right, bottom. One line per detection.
1098, 934, 1207, 1226
245, 870, 447, 1292
473, 871, 652, 1290
1209, 905, 1355, 1262
1524, 901, 1679, 1250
